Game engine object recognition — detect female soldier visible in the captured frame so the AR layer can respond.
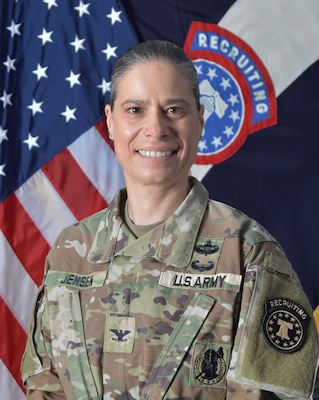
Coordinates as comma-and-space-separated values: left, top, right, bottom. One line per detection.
21, 40, 318, 399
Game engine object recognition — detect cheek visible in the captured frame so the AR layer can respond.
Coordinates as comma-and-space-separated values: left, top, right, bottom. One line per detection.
112, 119, 136, 140
185, 123, 201, 149
112, 126, 135, 159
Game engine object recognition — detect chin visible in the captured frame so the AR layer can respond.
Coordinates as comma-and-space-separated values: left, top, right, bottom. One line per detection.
140, 174, 173, 186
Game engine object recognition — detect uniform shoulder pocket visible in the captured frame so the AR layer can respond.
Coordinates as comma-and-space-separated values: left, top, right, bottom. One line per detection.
227, 265, 318, 398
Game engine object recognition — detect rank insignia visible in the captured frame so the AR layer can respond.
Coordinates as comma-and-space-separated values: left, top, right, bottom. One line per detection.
262, 297, 310, 353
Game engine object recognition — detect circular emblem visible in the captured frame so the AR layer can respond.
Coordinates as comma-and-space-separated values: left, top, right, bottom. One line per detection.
183, 21, 277, 164
262, 297, 310, 353
194, 346, 226, 384
194, 58, 246, 165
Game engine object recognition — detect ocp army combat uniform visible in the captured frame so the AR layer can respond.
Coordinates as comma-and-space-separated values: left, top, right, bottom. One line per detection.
21, 178, 318, 399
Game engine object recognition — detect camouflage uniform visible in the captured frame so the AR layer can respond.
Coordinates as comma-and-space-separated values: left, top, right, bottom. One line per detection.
21, 178, 318, 399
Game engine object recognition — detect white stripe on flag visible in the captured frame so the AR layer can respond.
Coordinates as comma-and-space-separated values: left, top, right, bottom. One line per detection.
0, 231, 38, 332
68, 127, 125, 204
15, 170, 77, 247
219, 0, 319, 95
0, 359, 26, 400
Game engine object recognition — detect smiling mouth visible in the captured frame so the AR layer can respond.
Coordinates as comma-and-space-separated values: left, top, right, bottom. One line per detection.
138, 150, 175, 157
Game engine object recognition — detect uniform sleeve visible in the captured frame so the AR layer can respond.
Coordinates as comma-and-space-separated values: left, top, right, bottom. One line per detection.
227, 240, 319, 399
20, 270, 66, 399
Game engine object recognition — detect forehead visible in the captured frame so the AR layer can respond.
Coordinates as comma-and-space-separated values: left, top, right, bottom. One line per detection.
116, 61, 193, 96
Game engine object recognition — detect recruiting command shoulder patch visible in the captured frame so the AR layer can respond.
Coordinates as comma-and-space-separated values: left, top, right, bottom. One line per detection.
262, 297, 311, 353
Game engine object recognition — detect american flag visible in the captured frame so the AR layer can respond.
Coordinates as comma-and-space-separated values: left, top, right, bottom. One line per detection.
0, 0, 137, 397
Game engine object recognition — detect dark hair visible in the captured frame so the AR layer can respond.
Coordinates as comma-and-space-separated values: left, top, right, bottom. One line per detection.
109, 40, 200, 110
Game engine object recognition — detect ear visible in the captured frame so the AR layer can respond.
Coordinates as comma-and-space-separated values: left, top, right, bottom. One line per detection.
105, 104, 113, 139
198, 104, 205, 140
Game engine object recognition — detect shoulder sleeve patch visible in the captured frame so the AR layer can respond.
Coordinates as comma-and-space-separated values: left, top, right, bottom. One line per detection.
262, 297, 311, 353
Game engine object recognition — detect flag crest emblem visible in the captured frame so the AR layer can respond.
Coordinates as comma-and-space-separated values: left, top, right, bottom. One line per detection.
184, 21, 277, 164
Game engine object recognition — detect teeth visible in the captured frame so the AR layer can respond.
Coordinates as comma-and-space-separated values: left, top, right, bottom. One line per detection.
139, 150, 173, 157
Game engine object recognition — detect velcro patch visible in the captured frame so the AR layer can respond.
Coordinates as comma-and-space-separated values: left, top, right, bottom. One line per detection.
262, 297, 310, 353
190, 342, 230, 387
46, 269, 107, 288
104, 315, 135, 353
159, 270, 241, 292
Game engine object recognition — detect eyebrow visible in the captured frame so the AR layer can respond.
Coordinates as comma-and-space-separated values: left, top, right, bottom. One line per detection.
120, 99, 143, 107
120, 98, 192, 107
163, 98, 191, 107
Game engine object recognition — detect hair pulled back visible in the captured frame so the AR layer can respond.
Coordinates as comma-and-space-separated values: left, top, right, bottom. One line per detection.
109, 40, 200, 110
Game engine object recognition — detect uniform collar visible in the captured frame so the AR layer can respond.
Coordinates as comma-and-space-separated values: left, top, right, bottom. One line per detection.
87, 177, 209, 268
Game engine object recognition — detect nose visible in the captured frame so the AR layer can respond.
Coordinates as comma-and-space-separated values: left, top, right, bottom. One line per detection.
143, 109, 168, 138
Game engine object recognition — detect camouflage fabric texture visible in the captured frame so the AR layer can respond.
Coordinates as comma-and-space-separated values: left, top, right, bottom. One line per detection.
21, 178, 318, 399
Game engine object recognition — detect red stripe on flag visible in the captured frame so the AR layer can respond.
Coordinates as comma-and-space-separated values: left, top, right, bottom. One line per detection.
42, 148, 108, 221
0, 194, 48, 287
0, 297, 27, 393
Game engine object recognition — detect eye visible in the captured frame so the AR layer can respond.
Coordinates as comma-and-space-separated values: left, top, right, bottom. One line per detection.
128, 106, 141, 114
167, 107, 177, 113
165, 106, 186, 118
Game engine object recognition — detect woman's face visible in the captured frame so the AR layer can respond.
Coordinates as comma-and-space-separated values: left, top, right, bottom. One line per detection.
105, 61, 204, 190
